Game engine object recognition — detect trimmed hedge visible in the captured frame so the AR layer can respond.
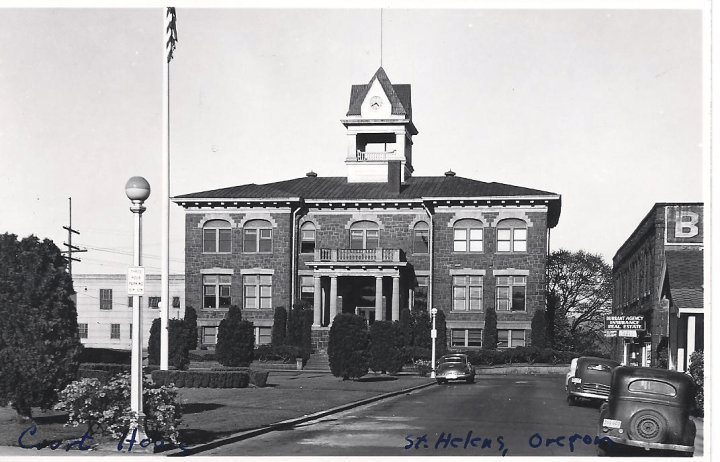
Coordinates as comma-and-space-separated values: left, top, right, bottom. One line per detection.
210, 367, 270, 387
151, 370, 250, 388
78, 348, 131, 364
79, 363, 131, 374
462, 346, 579, 366
254, 344, 300, 363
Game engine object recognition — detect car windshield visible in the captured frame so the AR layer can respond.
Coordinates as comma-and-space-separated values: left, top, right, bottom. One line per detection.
587, 363, 614, 372
441, 356, 465, 364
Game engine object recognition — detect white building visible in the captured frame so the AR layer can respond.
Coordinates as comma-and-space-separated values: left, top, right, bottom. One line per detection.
73, 274, 185, 350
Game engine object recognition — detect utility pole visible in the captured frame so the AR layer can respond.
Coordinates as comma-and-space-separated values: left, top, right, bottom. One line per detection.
62, 197, 86, 276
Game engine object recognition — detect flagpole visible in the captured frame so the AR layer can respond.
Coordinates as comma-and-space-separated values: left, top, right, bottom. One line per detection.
160, 7, 175, 371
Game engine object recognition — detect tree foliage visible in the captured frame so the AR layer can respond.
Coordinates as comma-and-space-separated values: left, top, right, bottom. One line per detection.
531, 309, 549, 348
148, 317, 191, 370
369, 321, 403, 374
287, 302, 313, 363
328, 313, 369, 380
0, 233, 83, 418
483, 306, 498, 350
216, 305, 255, 367
546, 249, 613, 351
271, 306, 287, 346
184, 305, 198, 351
435, 309, 448, 357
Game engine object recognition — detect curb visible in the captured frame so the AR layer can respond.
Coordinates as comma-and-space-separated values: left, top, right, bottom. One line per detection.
164, 379, 436, 457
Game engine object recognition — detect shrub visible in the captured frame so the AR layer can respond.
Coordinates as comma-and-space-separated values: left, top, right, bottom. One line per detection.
435, 309, 448, 357
79, 348, 131, 365
531, 309, 549, 348
328, 313, 369, 380
483, 307, 498, 350
216, 306, 254, 367
148, 318, 191, 370
412, 309, 431, 350
369, 321, 403, 374
271, 306, 287, 346
254, 344, 300, 363
688, 350, 703, 416
184, 305, 198, 351
287, 302, 313, 363
402, 346, 431, 362
151, 370, 250, 389
54, 373, 182, 444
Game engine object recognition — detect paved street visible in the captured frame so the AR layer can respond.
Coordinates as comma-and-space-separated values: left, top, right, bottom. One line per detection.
206, 375, 603, 457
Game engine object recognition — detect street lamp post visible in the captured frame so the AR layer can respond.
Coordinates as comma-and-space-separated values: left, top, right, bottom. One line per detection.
125, 176, 150, 443
430, 308, 438, 378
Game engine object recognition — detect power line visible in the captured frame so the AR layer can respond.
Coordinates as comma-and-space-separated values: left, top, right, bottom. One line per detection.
61, 197, 87, 276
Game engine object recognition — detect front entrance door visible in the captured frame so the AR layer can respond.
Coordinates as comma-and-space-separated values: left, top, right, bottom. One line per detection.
356, 307, 375, 324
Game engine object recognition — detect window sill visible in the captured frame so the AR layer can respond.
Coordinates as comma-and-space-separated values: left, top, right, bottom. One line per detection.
202, 251, 233, 255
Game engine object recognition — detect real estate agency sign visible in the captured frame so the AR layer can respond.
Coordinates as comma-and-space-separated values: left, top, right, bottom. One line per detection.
665, 204, 703, 245
605, 315, 645, 338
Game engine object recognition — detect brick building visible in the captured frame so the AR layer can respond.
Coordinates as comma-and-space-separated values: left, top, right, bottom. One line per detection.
611, 203, 704, 371
173, 68, 562, 351
73, 273, 185, 349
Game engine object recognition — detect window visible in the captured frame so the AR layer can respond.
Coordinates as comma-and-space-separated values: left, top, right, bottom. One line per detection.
414, 276, 429, 310
453, 219, 483, 252
78, 323, 88, 339
244, 275, 272, 309
243, 220, 272, 253
300, 222, 316, 254
451, 329, 482, 348
129, 323, 132, 339
127, 297, 133, 308
300, 276, 315, 304
172, 296, 181, 308
497, 329, 526, 348
100, 289, 112, 310
628, 380, 676, 396
349, 221, 379, 249
497, 219, 527, 252
110, 323, 120, 339
496, 276, 527, 311
452, 276, 483, 311
203, 275, 232, 309
413, 222, 429, 254
148, 297, 161, 309
255, 327, 272, 345
203, 219, 232, 253
202, 327, 217, 345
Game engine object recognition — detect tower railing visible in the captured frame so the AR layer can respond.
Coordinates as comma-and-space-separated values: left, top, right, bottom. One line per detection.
314, 248, 402, 263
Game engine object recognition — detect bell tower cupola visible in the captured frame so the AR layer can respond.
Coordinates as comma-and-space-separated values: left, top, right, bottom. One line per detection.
342, 67, 418, 184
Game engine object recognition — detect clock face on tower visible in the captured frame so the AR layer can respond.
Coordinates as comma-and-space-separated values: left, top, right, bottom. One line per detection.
369, 96, 383, 110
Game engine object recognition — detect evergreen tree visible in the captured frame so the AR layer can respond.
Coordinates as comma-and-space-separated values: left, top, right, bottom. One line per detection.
531, 309, 549, 348
184, 305, 198, 351
0, 233, 83, 418
435, 309, 448, 357
271, 306, 287, 346
483, 306, 498, 350
328, 313, 369, 380
147, 317, 191, 370
369, 321, 402, 374
216, 305, 254, 367
412, 309, 431, 350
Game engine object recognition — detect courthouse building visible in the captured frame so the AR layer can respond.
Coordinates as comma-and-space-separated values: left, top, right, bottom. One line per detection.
611, 203, 704, 371
173, 68, 562, 351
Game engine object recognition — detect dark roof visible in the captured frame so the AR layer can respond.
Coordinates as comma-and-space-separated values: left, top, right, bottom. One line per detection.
346, 67, 411, 118
665, 250, 703, 309
175, 175, 559, 201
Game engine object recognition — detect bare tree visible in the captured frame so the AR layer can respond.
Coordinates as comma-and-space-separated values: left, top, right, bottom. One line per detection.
546, 249, 613, 351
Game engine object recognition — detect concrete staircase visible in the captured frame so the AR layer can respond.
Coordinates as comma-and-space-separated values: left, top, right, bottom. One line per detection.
304, 351, 330, 371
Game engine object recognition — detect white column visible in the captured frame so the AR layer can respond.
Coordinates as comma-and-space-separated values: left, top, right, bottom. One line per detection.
392, 276, 400, 321
329, 276, 338, 325
375, 276, 384, 321
313, 276, 322, 327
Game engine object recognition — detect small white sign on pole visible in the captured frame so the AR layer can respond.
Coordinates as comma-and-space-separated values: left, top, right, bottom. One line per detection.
127, 267, 145, 295
431, 329, 437, 339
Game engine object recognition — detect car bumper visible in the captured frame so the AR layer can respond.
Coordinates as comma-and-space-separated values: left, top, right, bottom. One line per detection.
568, 390, 610, 401
604, 436, 694, 454
437, 372, 474, 380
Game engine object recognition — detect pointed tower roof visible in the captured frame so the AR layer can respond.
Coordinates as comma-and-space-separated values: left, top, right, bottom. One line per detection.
346, 67, 412, 118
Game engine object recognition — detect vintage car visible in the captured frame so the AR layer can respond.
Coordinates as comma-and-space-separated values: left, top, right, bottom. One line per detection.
435, 354, 475, 384
597, 366, 697, 456
566, 356, 620, 405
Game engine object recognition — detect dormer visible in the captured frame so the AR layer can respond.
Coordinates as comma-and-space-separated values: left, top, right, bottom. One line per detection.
342, 67, 418, 183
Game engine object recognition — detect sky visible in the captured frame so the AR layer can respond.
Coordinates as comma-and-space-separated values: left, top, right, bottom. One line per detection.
0, 2, 708, 276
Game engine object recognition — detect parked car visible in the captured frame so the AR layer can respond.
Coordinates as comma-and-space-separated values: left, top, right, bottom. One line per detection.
566, 356, 619, 406
597, 366, 697, 456
435, 354, 475, 384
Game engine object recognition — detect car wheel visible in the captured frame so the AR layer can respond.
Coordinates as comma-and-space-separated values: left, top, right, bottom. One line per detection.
436, 379, 445, 385
466, 376, 475, 384
628, 409, 668, 444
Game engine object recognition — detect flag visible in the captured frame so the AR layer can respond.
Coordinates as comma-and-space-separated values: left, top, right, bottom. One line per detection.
165, 7, 178, 63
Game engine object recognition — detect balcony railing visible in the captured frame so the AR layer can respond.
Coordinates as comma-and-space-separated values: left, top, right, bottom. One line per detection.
314, 248, 402, 263
347, 150, 396, 162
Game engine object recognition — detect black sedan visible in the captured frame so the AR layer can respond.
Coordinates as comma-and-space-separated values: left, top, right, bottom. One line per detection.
435, 354, 475, 384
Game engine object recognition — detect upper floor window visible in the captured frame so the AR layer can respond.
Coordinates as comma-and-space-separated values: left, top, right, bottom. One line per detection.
496, 276, 527, 311
243, 274, 272, 309
453, 219, 483, 252
413, 222, 429, 254
452, 275, 483, 311
300, 275, 315, 304
203, 219, 232, 253
349, 221, 379, 249
300, 222, 316, 254
497, 219, 527, 252
100, 289, 112, 310
243, 220, 272, 253
204, 275, 231, 309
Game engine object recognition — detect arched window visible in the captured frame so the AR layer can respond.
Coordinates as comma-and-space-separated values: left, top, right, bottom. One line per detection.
300, 222, 316, 254
453, 219, 483, 252
413, 221, 429, 254
349, 221, 379, 249
203, 219, 232, 253
497, 219, 527, 252
243, 219, 272, 253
